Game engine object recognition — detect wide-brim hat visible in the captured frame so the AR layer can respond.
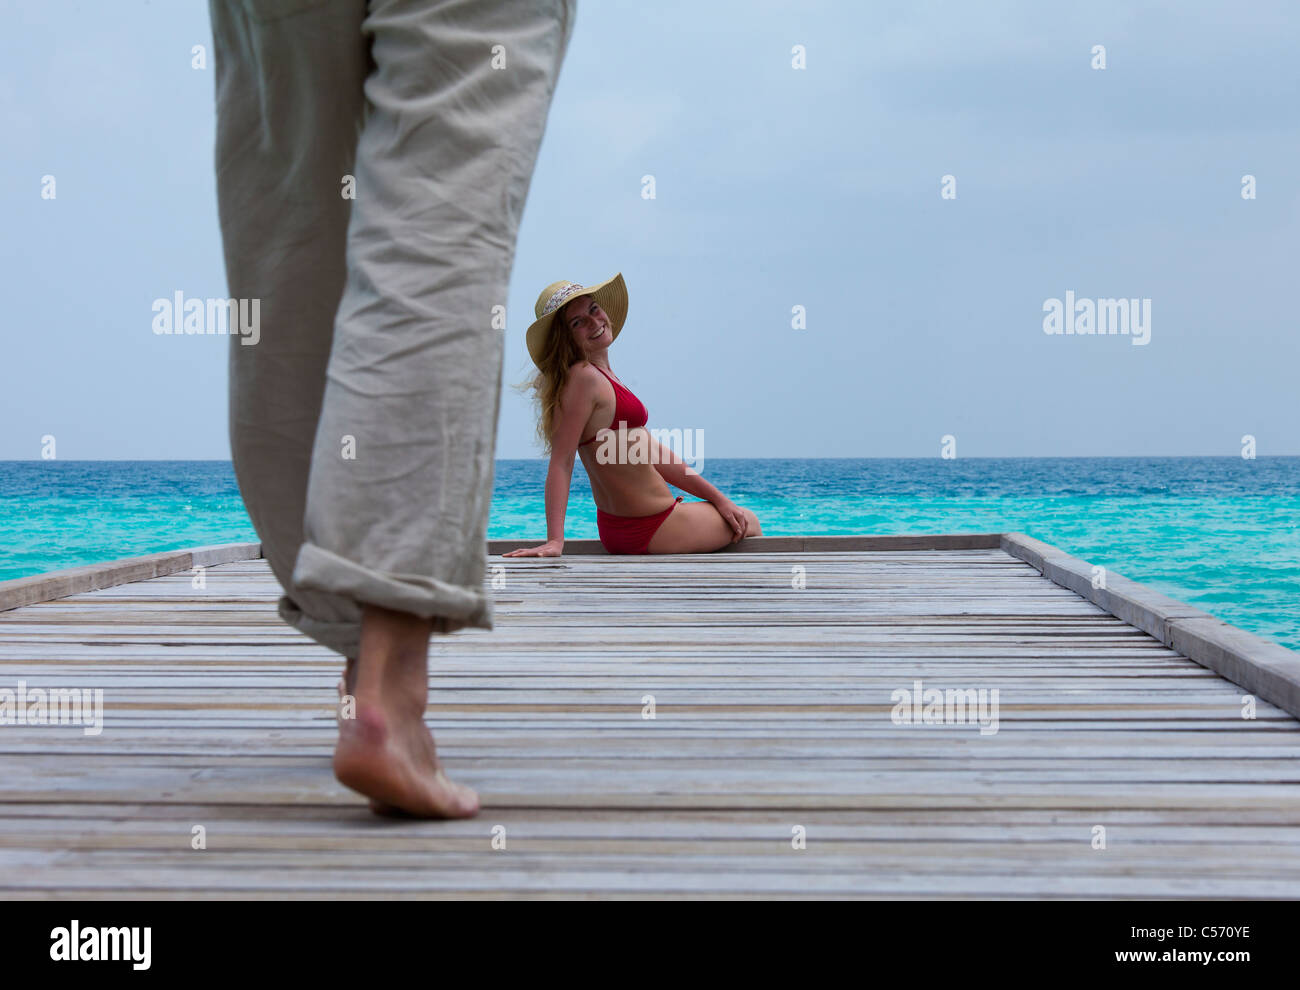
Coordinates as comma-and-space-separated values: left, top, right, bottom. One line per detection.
526, 273, 628, 369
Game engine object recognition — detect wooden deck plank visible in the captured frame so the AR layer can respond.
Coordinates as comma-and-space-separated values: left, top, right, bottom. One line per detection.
1, 541, 1297, 898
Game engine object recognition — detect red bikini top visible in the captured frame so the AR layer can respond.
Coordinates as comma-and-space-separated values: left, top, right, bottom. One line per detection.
578, 364, 648, 446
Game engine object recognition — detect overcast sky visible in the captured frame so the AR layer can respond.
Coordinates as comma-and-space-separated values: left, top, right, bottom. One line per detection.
2, 0, 1297, 459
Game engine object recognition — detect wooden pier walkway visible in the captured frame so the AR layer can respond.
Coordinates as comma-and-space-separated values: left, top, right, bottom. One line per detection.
2, 534, 1299, 899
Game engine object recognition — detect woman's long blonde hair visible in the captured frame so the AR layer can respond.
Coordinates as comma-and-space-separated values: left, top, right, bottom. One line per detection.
513, 299, 588, 456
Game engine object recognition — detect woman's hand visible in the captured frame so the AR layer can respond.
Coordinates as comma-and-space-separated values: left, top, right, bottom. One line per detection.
711, 498, 749, 544
502, 540, 564, 558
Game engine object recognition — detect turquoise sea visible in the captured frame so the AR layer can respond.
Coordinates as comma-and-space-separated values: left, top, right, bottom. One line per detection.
1, 458, 1297, 651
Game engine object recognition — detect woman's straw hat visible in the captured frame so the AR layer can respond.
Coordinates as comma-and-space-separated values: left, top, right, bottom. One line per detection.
526, 273, 628, 369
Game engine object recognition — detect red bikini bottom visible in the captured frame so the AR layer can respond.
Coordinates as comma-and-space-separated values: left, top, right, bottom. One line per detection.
596, 496, 684, 555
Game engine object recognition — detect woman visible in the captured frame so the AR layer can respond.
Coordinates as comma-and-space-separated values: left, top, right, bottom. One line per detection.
505, 273, 761, 558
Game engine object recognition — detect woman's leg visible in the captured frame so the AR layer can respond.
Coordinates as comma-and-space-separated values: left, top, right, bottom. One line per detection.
647, 501, 762, 554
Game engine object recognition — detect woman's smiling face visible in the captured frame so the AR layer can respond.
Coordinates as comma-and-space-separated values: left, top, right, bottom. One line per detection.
562, 294, 611, 356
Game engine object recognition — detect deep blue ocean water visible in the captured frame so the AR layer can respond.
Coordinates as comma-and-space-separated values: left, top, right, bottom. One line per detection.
2, 458, 1296, 650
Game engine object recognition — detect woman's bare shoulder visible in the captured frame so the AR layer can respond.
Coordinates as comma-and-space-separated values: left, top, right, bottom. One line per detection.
558, 361, 601, 403
563, 360, 602, 388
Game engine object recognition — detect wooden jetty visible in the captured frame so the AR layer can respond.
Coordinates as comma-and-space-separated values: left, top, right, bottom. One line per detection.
2, 533, 1299, 899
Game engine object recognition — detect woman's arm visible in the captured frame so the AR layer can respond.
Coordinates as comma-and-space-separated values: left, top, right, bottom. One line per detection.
502, 369, 599, 558
646, 434, 720, 500
502, 449, 572, 558
542, 451, 574, 545
647, 434, 750, 540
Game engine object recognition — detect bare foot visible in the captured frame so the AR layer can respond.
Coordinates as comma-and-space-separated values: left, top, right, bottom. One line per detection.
335, 664, 400, 816
333, 702, 479, 819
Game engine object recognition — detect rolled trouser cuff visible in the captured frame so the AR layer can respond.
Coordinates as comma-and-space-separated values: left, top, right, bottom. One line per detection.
292, 541, 494, 635
278, 594, 363, 658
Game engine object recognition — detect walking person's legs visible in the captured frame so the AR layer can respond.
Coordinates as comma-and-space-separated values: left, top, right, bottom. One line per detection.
211, 0, 576, 817
210, 0, 370, 657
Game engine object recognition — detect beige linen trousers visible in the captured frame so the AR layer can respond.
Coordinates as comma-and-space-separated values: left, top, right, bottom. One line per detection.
210, 0, 575, 656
